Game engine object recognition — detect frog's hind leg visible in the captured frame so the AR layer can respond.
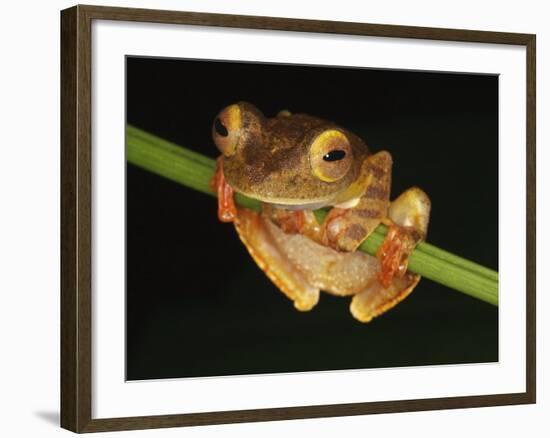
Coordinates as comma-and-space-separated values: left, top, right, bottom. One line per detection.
234, 206, 422, 323
233, 208, 320, 311
347, 186, 430, 323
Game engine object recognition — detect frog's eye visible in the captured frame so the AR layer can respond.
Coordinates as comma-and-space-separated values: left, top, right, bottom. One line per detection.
212, 104, 242, 157
310, 130, 353, 182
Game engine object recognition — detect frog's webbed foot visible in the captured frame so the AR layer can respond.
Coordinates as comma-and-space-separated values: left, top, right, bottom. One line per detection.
351, 272, 420, 323
376, 187, 431, 287
210, 157, 237, 223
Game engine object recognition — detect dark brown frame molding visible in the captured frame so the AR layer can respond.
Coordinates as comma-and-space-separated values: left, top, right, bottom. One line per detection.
61, 4, 536, 433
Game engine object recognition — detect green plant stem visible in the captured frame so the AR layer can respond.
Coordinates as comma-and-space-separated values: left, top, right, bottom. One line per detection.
126, 125, 499, 306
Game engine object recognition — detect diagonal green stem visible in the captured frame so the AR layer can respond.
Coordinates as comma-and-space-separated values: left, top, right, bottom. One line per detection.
126, 125, 499, 306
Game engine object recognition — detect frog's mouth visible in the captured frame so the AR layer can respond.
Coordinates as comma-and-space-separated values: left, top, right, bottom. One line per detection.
232, 188, 335, 211
228, 175, 367, 211
271, 200, 332, 211
223, 162, 367, 211
228, 178, 368, 211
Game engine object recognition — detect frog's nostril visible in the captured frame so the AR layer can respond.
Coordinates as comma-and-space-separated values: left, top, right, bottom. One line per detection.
214, 118, 228, 137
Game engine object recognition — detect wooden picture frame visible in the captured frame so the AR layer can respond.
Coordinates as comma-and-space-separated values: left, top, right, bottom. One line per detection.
61, 4, 536, 433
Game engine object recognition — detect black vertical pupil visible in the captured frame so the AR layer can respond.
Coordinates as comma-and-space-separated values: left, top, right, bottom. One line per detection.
323, 150, 346, 161
214, 118, 228, 137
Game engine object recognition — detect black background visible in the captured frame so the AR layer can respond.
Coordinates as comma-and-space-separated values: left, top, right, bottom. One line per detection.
126, 57, 498, 381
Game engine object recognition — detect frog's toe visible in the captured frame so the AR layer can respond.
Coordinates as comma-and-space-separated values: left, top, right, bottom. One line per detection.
350, 273, 420, 323
389, 186, 431, 238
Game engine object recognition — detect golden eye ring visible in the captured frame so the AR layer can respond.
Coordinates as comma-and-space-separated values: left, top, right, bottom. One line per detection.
310, 130, 353, 182
212, 104, 242, 157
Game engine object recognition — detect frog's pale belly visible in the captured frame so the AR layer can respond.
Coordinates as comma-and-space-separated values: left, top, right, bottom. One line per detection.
233, 207, 419, 322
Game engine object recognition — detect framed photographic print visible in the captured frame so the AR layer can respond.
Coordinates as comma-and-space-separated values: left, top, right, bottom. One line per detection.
60, 4, 536, 433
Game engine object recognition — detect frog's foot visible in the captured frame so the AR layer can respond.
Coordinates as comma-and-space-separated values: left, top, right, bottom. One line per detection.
376, 225, 419, 288
210, 157, 237, 223
233, 207, 320, 311
351, 273, 420, 323
376, 187, 431, 287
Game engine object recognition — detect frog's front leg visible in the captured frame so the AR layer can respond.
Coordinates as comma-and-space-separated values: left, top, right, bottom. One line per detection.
210, 157, 237, 223
322, 150, 392, 251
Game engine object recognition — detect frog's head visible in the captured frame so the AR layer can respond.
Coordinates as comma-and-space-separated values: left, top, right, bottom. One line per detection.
212, 102, 369, 209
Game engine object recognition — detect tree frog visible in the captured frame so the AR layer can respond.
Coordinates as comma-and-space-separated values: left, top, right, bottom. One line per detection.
210, 102, 431, 323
